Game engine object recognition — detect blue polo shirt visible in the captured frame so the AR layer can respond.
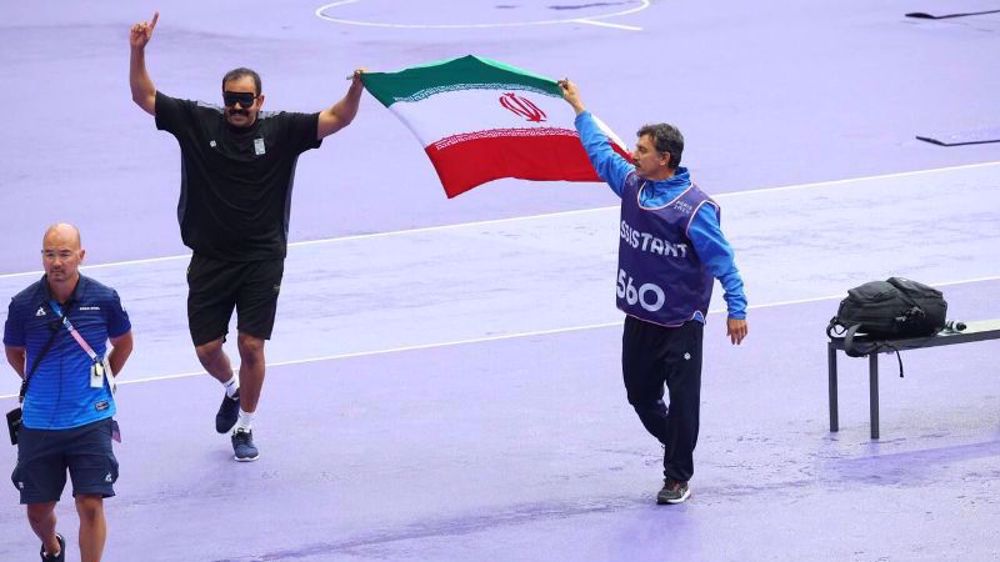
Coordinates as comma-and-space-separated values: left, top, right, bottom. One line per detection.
4, 275, 131, 430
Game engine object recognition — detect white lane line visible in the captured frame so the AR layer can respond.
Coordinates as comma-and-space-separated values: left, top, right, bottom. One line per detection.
314, 0, 650, 30
587, 0, 653, 19
2, 160, 998, 280
714, 160, 1000, 199
3, 274, 995, 400
574, 19, 642, 31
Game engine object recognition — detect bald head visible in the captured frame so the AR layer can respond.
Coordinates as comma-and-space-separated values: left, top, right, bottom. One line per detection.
42, 223, 85, 289
43, 223, 82, 249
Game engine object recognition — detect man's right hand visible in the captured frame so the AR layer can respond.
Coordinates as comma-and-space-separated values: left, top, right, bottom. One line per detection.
129, 11, 159, 115
130, 12, 159, 49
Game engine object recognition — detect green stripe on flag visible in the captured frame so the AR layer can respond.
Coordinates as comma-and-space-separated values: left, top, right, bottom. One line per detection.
362, 55, 561, 107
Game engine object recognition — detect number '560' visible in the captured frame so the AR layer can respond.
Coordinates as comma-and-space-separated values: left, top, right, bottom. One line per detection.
616, 268, 666, 312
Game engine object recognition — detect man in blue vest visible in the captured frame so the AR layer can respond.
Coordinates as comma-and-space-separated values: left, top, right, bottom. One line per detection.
559, 80, 748, 505
5, 224, 133, 562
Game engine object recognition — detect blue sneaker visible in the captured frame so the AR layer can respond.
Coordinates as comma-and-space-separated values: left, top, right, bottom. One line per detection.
232, 428, 259, 462
215, 389, 240, 434
40, 533, 65, 561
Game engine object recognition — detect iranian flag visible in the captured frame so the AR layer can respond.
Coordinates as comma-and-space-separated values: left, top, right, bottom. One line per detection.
362, 55, 629, 198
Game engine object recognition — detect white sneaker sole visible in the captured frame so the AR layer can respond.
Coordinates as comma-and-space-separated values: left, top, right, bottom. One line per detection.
657, 488, 691, 504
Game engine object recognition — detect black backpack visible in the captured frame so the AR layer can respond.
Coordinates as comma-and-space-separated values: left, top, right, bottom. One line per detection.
827, 277, 947, 373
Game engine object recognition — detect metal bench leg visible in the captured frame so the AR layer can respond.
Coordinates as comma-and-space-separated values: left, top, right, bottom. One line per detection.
869, 352, 879, 439
828, 342, 839, 432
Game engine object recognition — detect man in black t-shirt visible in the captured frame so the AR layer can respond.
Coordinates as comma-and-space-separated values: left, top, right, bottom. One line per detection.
129, 12, 365, 461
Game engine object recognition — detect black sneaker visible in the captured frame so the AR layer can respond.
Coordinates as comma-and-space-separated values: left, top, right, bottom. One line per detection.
656, 479, 691, 505
40, 533, 65, 561
232, 428, 259, 462
215, 389, 240, 434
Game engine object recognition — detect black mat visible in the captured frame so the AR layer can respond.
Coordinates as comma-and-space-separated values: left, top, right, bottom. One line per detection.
906, 9, 1000, 19
916, 127, 1000, 146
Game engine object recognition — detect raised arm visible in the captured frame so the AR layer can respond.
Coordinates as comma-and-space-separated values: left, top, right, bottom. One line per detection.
316, 68, 366, 140
558, 78, 633, 196
129, 11, 159, 116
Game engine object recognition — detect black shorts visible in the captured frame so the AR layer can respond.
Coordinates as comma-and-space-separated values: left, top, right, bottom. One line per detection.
187, 254, 285, 346
11, 418, 119, 504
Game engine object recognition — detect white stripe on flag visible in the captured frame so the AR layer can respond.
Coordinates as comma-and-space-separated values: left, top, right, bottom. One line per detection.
389, 87, 577, 147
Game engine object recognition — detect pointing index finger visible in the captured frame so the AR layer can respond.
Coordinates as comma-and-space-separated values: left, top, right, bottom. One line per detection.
150, 11, 159, 30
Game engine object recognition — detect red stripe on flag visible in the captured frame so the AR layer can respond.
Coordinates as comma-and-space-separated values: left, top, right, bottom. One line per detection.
610, 142, 632, 162
425, 133, 604, 198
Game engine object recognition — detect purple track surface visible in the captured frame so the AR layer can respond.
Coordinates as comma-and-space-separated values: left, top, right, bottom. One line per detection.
2, 1, 1000, 561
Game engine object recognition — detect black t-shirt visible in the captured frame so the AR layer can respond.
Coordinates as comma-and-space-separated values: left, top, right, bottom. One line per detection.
155, 91, 322, 261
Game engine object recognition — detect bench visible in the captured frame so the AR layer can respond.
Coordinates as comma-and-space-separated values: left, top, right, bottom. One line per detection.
827, 319, 1000, 439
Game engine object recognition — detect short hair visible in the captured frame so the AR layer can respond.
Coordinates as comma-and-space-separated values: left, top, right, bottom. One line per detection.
222, 67, 262, 96
637, 123, 684, 169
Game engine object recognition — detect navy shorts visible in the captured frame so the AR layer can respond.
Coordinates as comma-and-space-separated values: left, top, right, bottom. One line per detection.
187, 254, 285, 346
11, 418, 119, 504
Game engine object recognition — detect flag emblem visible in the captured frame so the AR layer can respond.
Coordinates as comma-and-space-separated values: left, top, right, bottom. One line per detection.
499, 92, 546, 123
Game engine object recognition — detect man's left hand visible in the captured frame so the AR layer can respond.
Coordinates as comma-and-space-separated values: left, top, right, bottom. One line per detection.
726, 318, 748, 345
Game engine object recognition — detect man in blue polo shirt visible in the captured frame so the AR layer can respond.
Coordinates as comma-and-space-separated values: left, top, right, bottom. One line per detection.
559, 80, 749, 505
4, 224, 133, 562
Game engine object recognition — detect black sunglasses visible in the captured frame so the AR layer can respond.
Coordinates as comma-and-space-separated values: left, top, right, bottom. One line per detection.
223, 91, 257, 109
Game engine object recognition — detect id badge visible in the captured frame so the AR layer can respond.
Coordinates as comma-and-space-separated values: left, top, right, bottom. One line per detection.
90, 361, 105, 389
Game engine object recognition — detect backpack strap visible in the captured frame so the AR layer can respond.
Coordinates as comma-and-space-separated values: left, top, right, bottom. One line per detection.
826, 317, 844, 339
843, 324, 863, 356
829, 319, 905, 377
850, 335, 906, 378
884, 344, 904, 378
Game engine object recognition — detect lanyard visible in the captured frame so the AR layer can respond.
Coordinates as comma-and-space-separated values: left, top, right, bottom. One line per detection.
48, 300, 115, 393
48, 300, 98, 361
